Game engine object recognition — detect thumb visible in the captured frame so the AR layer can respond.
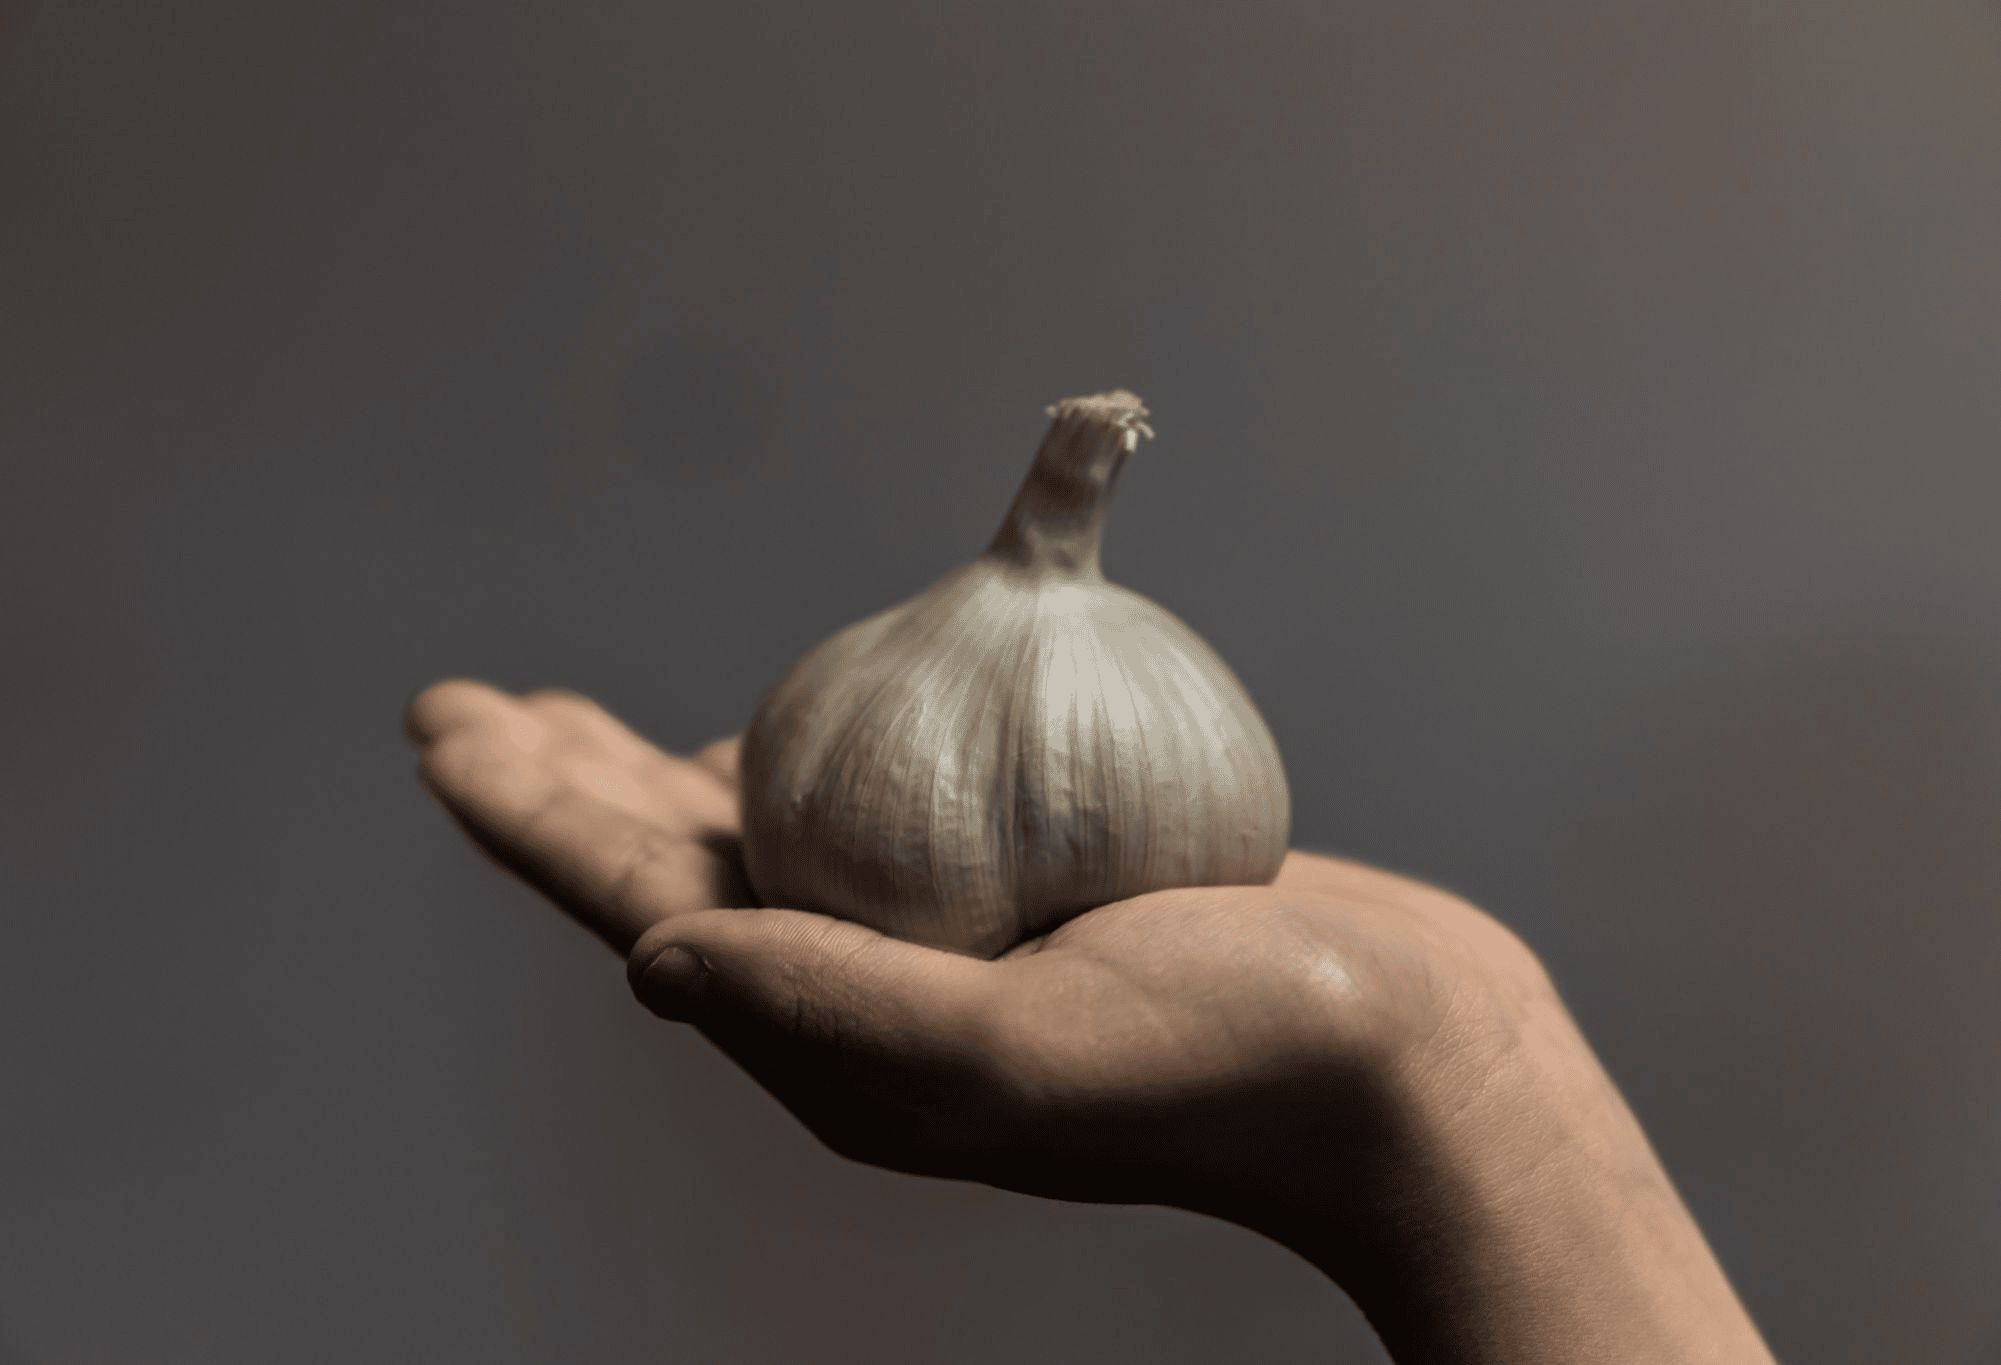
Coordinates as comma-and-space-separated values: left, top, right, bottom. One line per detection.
626, 909, 1009, 1174
626, 908, 995, 1032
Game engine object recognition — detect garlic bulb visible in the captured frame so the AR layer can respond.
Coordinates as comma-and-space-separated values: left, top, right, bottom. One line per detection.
739, 391, 1290, 958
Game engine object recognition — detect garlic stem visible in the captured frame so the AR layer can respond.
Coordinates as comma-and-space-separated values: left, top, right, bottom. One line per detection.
985, 390, 1153, 578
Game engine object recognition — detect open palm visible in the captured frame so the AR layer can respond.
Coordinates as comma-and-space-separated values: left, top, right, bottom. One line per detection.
405, 677, 1544, 1253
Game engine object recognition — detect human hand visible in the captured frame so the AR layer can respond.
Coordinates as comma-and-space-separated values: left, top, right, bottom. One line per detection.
405, 678, 1774, 1363
401, 678, 1510, 1212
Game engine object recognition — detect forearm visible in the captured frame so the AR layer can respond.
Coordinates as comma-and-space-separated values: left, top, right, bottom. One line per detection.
1302, 994, 1774, 1364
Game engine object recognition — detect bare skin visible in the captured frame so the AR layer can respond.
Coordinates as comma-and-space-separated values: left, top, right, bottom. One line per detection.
405, 678, 1776, 1363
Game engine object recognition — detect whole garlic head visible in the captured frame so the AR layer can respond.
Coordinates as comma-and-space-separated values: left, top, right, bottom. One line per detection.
739, 391, 1290, 958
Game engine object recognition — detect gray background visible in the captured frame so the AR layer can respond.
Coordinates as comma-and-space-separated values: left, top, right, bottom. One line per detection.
4, 2, 1999, 1361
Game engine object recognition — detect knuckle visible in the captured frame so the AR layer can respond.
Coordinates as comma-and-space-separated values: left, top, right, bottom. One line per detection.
520, 691, 608, 746
603, 822, 674, 904
521, 685, 589, 707
521, 688, 597, 727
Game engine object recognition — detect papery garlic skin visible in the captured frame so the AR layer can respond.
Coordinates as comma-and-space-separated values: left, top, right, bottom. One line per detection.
739, 392, 1290, 959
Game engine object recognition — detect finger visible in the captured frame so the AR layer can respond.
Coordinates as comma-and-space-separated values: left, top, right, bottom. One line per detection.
692, 735, 741, 792
476, 793, 746, 951
520, 687, 658, 754
514, 692, 739, 831
420, 716, 751, 948
628, 908, 993, 1027
1274, 847, 1448, 910
628, 910, 1008, 1174
404, 677, 518, 747
517, 692, 732, 829
415, 704, 738, 866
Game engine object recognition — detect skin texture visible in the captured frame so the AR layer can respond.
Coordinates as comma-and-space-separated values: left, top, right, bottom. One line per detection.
405, 677, 1776, 1363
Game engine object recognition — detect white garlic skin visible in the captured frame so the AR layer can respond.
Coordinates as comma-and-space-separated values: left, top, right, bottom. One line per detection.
738, 394, 1290, 959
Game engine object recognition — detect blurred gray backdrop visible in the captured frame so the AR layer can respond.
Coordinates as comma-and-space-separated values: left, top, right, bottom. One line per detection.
5, 2, 2000, 1361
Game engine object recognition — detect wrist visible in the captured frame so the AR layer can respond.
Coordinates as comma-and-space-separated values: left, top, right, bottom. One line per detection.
1291, 966, 1774, 1363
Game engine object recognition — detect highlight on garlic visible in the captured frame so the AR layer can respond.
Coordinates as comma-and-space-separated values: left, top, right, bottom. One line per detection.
739, 390, 1290, 958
